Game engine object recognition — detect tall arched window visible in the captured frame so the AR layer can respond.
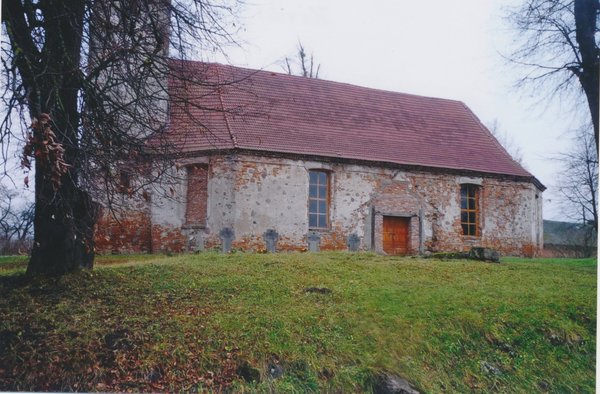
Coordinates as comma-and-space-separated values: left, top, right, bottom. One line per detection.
308, 170, 329, 228
460, 184, 478, 236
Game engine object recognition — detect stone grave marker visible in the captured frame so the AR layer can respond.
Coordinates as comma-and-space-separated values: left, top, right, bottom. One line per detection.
307, 231, 321, 252
219, 227, 234, 253
186, 231, 205, 253
347, 233, 361, 251
263, 229, 279, 253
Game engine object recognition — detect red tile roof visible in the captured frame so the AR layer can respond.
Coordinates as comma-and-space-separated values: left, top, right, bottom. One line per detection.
168, 60, 540, 184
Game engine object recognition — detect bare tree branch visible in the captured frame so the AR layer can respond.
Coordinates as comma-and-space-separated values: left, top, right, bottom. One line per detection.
503, 0, 599, 152
553, 126, 598, 231
1, 0, 242, 274
281, 40, 321, 78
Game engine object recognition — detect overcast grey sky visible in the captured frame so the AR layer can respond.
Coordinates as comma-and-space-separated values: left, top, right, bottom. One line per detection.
208, 0, 585, 220
1, 0, 585, 220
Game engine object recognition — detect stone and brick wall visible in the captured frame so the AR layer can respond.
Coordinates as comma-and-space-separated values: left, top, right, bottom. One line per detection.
185, 164, 209, 227
95, 152, 544, 257
95, 197, 152, 254
404, 174, 543, 257
371, 180, 422, 254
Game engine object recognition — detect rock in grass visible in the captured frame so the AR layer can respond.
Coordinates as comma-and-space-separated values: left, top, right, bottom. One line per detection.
267, 360, 285, 379
548, 332, 562, 345
547, 332, 584, 347
104, 329, 133, 351
480, 361, 502, 376
238, 361, 261, 383
468, 247, 500, 263
430, 248, 500, 263
538, 380, 551, 391
144, 370, 161, 383
499, 343, 518, 358
373, 373, 421, 394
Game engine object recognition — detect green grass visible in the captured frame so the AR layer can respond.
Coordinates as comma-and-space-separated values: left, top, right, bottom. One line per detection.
0, 253, 165, 275
0, 255, 29, 273
0, 252, 596, 393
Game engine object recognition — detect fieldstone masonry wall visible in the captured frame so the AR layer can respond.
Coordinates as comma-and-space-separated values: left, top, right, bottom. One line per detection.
95, 153, 543, 257
185, 165, 209, 227
95, 197, 152, 254
371, 180, 422, 255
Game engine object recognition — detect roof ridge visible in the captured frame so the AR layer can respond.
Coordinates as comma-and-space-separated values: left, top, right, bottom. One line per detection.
177, 59, 466, 104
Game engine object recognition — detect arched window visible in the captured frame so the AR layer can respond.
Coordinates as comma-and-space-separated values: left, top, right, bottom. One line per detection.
308, 170, 329, 228
460, 184, 478, 236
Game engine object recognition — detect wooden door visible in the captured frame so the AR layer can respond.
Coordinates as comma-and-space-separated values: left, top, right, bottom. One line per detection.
383, 216, 409, 255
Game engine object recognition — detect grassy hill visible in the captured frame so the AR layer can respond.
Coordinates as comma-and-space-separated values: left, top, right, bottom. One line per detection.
0, 252, 596, 393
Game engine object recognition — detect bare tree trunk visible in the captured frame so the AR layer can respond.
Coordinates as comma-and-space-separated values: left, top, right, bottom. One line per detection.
27, 180, 97, 275
27, 111, 97, 275
26, 0, 98, 275
3, 0, 97, 275
574, 0, 600, 152
3, 0, 237, 274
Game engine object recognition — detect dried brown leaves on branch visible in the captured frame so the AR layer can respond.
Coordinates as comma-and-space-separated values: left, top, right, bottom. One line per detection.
21, 114, 70, 190
2, 0, 242, 275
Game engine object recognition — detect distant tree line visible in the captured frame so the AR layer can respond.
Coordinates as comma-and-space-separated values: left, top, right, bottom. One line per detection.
0, 185, 34, 255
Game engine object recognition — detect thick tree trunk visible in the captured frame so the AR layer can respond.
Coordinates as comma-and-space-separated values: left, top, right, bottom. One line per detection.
25, 88, 98, 276
27, 181, 97, 276
574, 0, 600, 152
3, 0, 97, 275
26, 2, 98, 275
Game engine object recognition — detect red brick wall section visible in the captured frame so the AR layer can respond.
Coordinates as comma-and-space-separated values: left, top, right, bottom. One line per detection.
95, 202, 152, 254
371, 181, 422, 254
185, 165, 208, 226
151, 224, 187, 253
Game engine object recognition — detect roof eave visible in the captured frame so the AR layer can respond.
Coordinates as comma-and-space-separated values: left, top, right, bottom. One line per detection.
179, 147, 547, 191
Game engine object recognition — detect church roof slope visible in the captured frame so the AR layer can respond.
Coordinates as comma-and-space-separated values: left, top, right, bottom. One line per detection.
168, 61, 538, 182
